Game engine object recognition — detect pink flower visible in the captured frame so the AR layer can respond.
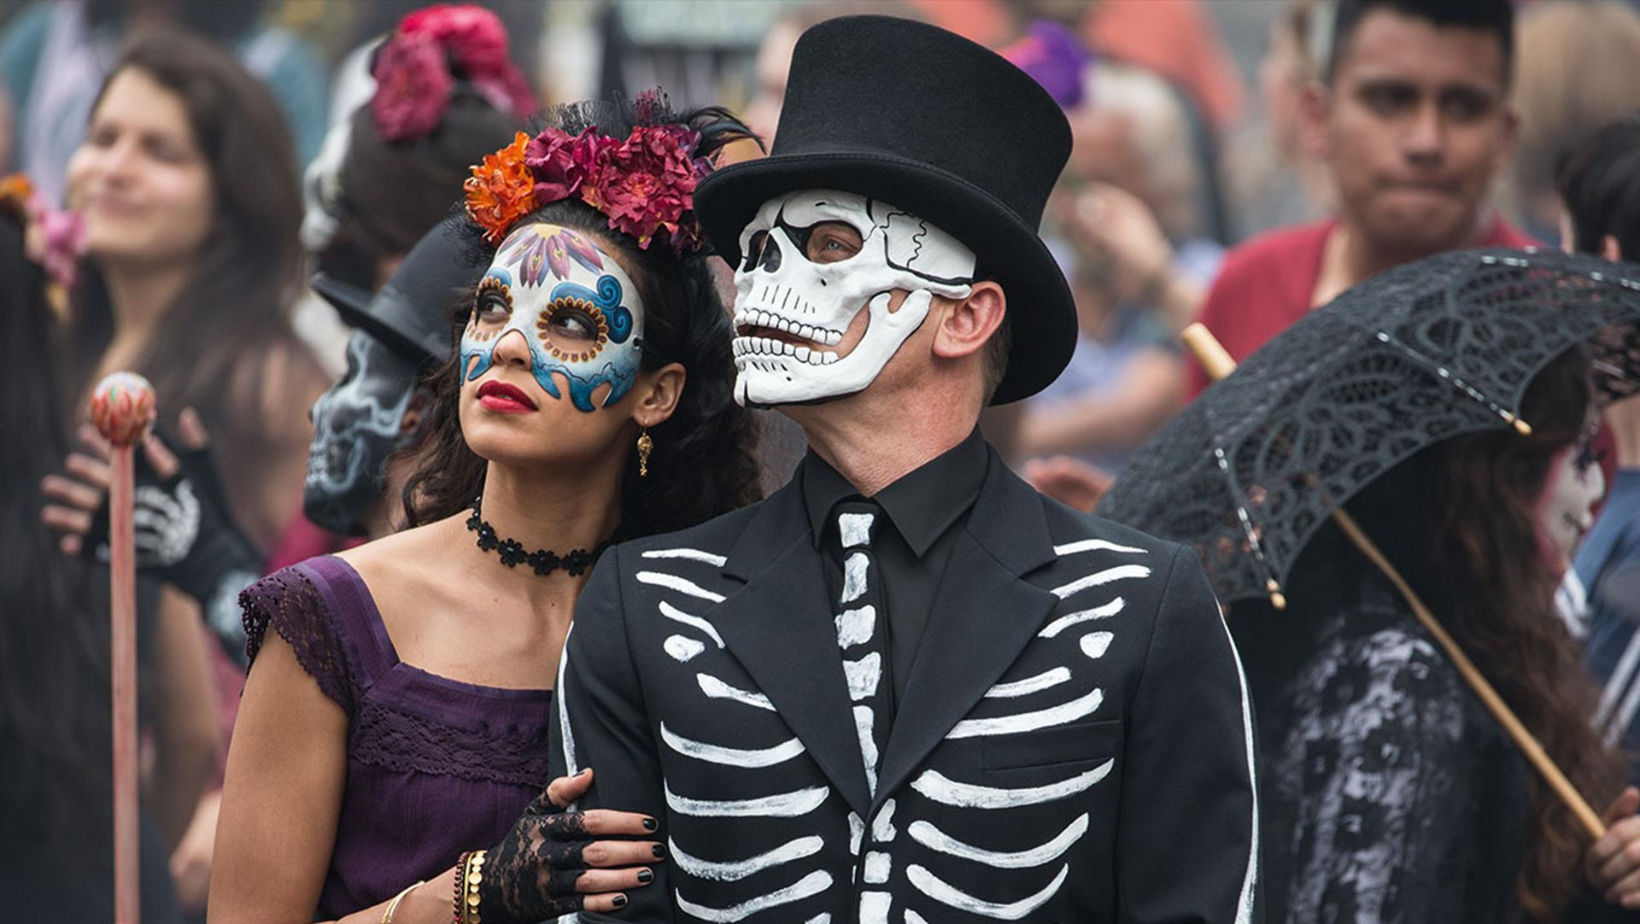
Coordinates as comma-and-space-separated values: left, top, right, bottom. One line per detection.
371, 31, 452, 142
400, 4, 507, 76
583, 126, 697, 249
525, 127, 615, 203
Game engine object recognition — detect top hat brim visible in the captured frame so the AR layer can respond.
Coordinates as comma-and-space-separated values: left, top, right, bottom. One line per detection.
696, 150, 1076, 405
311, 272, 444, 368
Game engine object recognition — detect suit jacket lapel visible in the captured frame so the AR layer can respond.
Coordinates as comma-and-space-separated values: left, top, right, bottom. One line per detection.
705, 481, 874, 819
874, 453, 1060, 810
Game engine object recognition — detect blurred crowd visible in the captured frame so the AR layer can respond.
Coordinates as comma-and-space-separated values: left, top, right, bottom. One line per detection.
5, 0, 1640, 921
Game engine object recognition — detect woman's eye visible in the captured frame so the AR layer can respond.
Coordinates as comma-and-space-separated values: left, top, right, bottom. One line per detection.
551, 310, 597, 341
476, 295, 509, 321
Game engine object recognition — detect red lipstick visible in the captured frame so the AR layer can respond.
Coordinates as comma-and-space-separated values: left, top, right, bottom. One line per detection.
476, 380, 539, 413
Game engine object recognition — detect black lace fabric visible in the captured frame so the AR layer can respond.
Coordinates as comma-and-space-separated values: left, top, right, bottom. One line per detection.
479, 791, 597, 923
1242, 573, 1530, 924
1101, 249, 1640, 605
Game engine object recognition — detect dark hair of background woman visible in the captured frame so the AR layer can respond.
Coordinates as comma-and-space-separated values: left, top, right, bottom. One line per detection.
400, 98, 765, 538
316, 85, 523, 291
1347, 346, 1622, 918
66, 30, 311, 547
0, 216, 111, 873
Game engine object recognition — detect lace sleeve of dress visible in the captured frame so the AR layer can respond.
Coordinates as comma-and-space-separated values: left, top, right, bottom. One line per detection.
241, 565, 357, 712
1277, 621, 1471, 922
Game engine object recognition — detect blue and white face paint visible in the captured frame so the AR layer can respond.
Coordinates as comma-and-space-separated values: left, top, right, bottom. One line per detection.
460, 223, 644, 411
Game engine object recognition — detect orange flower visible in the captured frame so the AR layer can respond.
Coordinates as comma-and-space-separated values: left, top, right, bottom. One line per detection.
464, 132, 538, 245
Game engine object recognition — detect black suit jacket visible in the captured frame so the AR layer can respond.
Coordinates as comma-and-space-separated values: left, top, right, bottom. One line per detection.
551, 447, 1259, 923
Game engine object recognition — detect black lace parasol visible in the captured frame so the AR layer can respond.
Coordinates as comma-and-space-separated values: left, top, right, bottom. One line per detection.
1098, 248, 1640, 606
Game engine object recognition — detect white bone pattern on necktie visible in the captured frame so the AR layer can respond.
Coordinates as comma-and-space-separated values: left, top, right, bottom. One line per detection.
833, 500, 897, 921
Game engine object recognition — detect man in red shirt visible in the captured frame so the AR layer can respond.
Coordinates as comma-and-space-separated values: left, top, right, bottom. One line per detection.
1188, 0, 1534, 398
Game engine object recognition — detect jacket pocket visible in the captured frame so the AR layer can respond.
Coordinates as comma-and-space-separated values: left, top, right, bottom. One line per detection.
982, 718, 1123, 772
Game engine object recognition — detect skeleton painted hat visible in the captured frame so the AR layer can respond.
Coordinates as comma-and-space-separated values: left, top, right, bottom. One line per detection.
695, 15, 1076, 404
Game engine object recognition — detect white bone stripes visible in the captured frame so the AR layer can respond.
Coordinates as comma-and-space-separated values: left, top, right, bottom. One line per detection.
675, 870, 832, 923
695, 673, 775, 711
836, 605, 876, 647
907, 863, 1068, 921
556, 624, 578, 781
1081, 631, 1114, 659
872, 799, 897, 841
907, 814, 1089, 868
661, 722, 805, 768
637, 570, 727, 603
841, 552, 870, 604
641, 547, 729, 567
659, 600, 725, 648
844, 653, 883, 700
665, 635, 706, 662
946, 688, 1103, 739
1038, 597, 1125, 638
665, 781, 829, 817
1053, 538, 1147, 556
839, 512, 875, 548
911, 761, 1114, 808
1051, 564, 1152, 599
984, 667, 1072, 699
1219, 607, 1260, 924
667, 835, 823, 881
855, 705, 880, 793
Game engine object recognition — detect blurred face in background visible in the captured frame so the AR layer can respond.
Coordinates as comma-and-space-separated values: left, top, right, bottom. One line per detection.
1309, 8, 1515, 258
743, 21, 800, 146
67, 67, 215, 268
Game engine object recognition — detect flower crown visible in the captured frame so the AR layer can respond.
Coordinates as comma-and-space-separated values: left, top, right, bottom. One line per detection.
0, 174, 84, 311
371, 3, 536, 143
464, 101, 716, 255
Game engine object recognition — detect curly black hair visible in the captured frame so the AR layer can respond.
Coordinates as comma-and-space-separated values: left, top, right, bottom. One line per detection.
400, 94, 765, 538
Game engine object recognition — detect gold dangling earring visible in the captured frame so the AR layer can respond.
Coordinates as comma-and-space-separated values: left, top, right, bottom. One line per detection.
637, 427, 653, 477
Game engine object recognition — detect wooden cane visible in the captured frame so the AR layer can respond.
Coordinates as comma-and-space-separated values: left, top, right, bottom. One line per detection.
89, 372, 157, 924
1182, 322, 1606, 839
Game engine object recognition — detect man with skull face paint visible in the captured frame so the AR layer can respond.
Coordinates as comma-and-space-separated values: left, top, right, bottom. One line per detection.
305, 217, 491, 538
548, 17, 1260, 924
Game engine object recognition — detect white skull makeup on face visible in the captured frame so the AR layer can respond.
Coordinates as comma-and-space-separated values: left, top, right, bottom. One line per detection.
1534, 433, 1606, 573
730, 189, 977, 407
460, 223, 644, 412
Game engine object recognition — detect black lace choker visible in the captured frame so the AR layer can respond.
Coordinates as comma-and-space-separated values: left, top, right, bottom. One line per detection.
465, 498, 615, 577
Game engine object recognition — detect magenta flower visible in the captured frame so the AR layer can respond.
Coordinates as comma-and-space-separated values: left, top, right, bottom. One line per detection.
371, 31, 453, 142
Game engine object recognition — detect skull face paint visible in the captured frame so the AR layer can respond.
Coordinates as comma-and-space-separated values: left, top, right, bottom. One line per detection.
460, 223, 643, 412
1534, 432, 1607, 573
304, 330, 420, 535
730, 190, 976, 407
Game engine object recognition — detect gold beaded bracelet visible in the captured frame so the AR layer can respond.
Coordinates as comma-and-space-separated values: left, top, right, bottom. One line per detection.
459, 850, 487, 924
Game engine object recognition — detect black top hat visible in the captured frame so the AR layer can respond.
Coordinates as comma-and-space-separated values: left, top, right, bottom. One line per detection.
695, 15, 1075, 404
311, 215, 488, 367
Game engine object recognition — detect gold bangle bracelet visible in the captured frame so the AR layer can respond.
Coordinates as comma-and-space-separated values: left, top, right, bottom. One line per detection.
381, 880, 424, 924
461, 850, 487, 924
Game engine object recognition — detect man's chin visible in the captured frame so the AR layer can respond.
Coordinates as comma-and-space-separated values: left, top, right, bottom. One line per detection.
1363, 208, 1476, 260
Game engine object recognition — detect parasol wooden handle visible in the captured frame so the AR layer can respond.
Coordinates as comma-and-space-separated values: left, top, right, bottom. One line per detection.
89, 373, 156, 924
1180, 322, 1606, 839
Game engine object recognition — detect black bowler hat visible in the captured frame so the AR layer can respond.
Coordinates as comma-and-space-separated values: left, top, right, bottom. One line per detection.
695, 15, 1076, 404
310, 214, 488, 367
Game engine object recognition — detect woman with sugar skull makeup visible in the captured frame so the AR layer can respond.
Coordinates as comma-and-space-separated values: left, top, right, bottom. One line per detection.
209, 96, 763, 924
544, 16, 1259, 924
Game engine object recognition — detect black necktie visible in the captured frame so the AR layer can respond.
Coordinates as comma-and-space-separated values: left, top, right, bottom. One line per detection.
831, 498, 894, 797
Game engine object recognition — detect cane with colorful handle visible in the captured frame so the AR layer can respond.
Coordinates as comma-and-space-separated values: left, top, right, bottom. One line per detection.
89, 372, 156, 924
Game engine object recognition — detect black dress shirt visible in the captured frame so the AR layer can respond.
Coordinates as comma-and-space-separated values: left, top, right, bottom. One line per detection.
801, 428, 989, 705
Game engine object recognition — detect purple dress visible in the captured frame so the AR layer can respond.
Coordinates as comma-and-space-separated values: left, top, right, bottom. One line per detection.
241, 555, 555, 919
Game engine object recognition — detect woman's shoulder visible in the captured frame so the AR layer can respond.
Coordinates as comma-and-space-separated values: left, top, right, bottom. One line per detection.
241, 555, 379, 711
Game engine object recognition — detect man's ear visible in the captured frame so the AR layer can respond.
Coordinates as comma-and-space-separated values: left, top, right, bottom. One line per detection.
632, 362, 687, 427
1603, 234, 1625, 263
932, 281, 1006, 362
